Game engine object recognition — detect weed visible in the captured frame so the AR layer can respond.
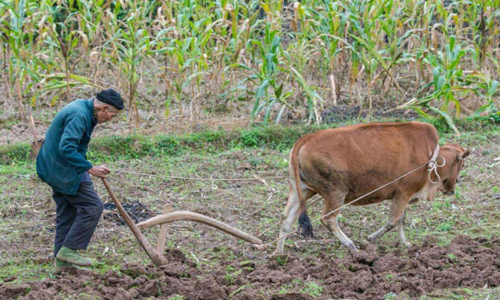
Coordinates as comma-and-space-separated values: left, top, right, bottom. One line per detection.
300, 281, 323, 298
438, 220, 455, 232
384, 292, 398, 300
225, 269, 242, 285
275, 255, 289, 266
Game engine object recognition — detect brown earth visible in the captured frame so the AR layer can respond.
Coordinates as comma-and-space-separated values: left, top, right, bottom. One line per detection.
320, 105, 421, 124
1, 235, 499, 299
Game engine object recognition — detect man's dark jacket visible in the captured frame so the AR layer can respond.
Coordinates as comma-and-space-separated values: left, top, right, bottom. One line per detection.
36, 100, 96, 195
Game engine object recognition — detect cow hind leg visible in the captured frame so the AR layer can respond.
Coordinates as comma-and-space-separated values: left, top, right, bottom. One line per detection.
321, 192, 357, 251
275, 187, 315, 255
368, 195, 409, 243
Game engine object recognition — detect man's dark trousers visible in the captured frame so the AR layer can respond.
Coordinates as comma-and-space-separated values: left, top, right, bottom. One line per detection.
52, 173, 103, 256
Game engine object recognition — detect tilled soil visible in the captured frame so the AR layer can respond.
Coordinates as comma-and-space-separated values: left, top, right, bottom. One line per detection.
2, 235, 500, 300
103, 201, 157, 225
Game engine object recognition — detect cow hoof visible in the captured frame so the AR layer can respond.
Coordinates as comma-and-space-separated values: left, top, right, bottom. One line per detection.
251, 244, 266, 251
347, 243, 358, 251
367, 234, 377, 242
402, 242, 412, 248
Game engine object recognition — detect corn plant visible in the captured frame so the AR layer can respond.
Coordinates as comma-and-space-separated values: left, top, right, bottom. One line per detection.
466, 73, 499, 116
0, 2, 13, 116
105, 0, 157, 128
3, 0, 29, 120
36, 0, 97, 106
1, 0, 499, 130
229, 22, 292, 124
396, 35, 476, 134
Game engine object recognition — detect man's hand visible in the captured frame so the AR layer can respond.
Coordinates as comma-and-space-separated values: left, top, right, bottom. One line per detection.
88, 165, 111, 178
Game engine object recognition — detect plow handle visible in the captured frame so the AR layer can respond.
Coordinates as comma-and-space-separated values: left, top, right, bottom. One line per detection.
101, 178, 169, 267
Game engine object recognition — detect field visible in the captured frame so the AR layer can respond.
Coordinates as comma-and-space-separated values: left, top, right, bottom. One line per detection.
1, 0, 500, 299
1, 121, 500, 299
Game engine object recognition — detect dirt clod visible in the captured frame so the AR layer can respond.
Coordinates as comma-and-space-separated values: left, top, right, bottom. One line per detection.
1, 235, 500, 299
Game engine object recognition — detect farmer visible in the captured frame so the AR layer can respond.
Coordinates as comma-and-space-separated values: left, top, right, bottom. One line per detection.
36, 89, 124, 273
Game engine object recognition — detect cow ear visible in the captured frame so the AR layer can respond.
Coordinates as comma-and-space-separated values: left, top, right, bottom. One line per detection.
458, 149, 471, 161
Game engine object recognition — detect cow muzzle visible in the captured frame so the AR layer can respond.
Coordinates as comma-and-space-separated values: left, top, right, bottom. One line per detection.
443, 190, 455, 196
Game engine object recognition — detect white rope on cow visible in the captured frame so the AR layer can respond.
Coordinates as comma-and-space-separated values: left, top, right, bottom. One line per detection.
427, 156, 446, 184
261, 147, 446, 249
110, 169, 285, 181
427, 144, 440, 171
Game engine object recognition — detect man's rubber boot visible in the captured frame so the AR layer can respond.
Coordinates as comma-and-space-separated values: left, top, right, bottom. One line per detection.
54, 258, 91, 274
54, 258, 72, 274
56, 246, 93, 267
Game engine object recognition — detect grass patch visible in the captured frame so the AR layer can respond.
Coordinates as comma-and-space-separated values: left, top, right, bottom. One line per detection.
0, 143, 32, 164
1, 117, 498, 165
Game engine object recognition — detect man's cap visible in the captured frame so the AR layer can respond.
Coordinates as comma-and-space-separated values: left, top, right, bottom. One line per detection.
96, 89, 124, 110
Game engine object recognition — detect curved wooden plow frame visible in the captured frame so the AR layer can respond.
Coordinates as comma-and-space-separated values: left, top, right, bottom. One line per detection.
137, 211, 263, 246
102, 178, 263, 268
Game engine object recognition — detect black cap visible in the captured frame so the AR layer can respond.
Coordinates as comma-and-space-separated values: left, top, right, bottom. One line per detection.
96, 89, 124, 110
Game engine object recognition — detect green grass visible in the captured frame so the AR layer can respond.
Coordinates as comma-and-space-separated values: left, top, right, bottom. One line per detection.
420, 287, 500, 299
1, 116, 498, 165
0, 261, 54, 283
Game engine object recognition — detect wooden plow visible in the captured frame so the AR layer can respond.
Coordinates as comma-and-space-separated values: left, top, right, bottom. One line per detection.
102, 178, 264, 267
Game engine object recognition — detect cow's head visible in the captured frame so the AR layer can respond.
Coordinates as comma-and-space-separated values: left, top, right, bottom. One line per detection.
437, 143, 471, 195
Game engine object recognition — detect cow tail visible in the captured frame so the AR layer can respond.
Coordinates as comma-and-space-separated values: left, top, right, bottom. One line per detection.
292, 139, 314, 239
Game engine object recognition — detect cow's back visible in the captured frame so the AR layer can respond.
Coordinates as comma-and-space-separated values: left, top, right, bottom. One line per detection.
297, 122, 439, 204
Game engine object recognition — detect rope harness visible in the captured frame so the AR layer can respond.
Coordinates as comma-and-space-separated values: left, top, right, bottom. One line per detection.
427, 145, 446, 184
109, 169, 285, 182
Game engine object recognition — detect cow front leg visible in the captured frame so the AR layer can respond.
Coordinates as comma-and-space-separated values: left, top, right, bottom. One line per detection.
368, 196, 409, 243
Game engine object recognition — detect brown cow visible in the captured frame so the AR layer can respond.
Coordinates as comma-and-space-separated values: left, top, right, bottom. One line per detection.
276, 122, 470, 254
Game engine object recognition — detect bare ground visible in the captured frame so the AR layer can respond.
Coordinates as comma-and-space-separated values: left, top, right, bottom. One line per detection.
2, 235, 500, 300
